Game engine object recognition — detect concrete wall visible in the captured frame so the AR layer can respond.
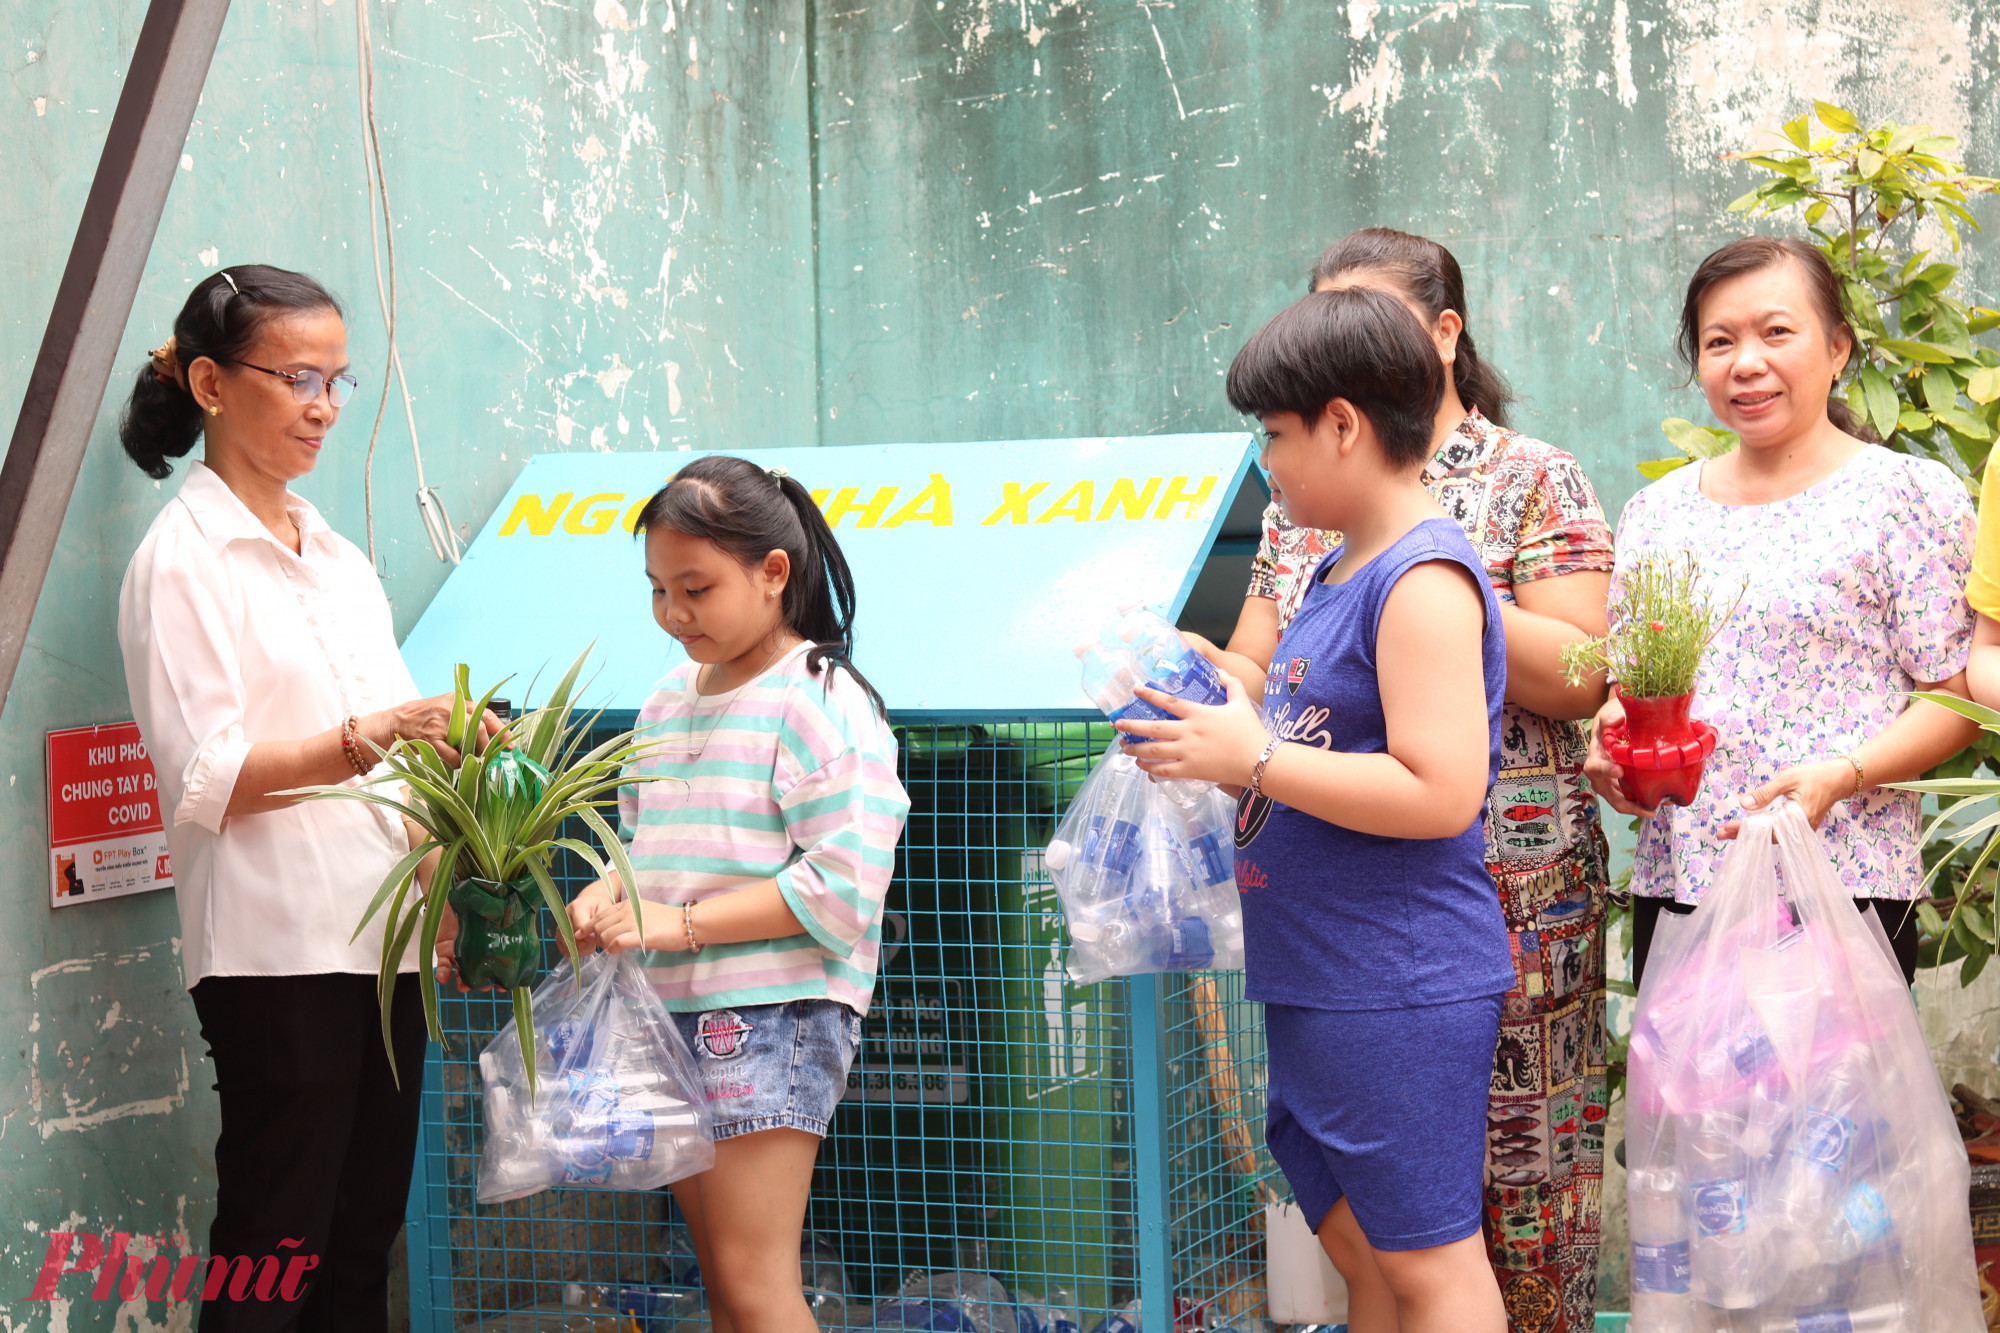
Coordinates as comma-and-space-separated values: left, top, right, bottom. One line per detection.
4, 0, 1998, 1327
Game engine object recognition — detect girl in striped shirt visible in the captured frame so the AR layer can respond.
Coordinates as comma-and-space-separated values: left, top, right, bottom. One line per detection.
567, 454, 909, 1333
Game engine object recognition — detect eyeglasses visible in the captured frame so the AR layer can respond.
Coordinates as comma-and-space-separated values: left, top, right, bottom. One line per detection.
229, 360, 360, 408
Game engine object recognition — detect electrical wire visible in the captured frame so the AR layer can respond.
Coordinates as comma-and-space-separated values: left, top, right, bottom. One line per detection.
355, 0, 462, 569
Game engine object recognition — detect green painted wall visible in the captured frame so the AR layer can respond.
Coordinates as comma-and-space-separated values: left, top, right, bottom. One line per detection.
3, 0, 1996, 1326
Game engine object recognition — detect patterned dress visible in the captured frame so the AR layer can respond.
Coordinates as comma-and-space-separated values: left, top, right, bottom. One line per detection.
1611, 446, 1975, 905
1249, 410, 1614, 1333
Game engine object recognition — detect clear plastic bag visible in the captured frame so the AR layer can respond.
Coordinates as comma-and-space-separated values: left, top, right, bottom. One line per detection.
1045, 740, 1244, 985
1626, 800, 1981, 1332
477, 950, 716, 1204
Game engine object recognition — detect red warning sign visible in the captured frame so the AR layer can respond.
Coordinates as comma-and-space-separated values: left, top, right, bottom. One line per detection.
46, 722, 173, 908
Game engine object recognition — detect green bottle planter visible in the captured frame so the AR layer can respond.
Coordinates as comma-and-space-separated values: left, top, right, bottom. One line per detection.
448, 876, 544, 991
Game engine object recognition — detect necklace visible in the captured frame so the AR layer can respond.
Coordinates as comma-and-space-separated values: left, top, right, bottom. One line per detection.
660, 638, 798, 802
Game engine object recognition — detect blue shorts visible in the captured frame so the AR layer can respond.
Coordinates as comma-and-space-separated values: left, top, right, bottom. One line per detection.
670, 999, 861, 1141
1264, 995, 1502, 1251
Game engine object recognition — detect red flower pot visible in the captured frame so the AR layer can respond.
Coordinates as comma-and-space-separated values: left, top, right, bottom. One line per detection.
1601, 690, 1718, 810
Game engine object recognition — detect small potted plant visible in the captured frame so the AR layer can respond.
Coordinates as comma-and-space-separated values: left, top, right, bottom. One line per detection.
1562, 552, 1738, 810
297, 647, 668, 1089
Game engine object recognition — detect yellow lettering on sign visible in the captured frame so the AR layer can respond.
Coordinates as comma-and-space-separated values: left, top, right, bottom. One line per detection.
563, 493, 627, 535
621, 496, 650, 533
882, 474, 954, 528
823, 486, 900, 529
810, 489, 830, 508
1096, 478, 1162, 521
1035, 480, 1094, 523
500, 492, 573, 536
980, 482, 1049, 526
1155, 475, 1217, 519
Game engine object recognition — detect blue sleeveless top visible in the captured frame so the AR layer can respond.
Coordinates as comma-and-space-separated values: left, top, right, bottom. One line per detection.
1235, 517, 1514, 1010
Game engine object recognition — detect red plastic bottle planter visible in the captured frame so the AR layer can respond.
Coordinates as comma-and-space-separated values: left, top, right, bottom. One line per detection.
1601, 690, 1718, 810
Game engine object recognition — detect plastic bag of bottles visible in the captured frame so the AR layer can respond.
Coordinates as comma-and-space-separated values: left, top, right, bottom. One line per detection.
1045, 739, 1244, 985
477, 950, 715, 1204
1625, 799, 1981, 1332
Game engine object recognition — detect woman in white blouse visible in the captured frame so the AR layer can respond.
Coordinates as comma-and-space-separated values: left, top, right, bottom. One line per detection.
116, 266, 492, 1332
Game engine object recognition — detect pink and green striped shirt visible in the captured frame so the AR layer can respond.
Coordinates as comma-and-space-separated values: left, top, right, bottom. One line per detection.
618, 641, 909, 1014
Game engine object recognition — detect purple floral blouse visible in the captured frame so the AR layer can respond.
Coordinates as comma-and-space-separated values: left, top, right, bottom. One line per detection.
1613, 446, 1975, 903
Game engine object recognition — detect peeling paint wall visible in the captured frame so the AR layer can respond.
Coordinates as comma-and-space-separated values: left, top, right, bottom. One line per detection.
5, 0, 2000, 1326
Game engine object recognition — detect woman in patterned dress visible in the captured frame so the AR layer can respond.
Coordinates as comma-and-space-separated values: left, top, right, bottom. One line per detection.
1201, 230, 1615, 1333
1583, 237, 1977, 988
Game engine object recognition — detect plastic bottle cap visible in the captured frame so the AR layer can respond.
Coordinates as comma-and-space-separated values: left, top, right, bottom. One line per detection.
1046, 839, 1074, 870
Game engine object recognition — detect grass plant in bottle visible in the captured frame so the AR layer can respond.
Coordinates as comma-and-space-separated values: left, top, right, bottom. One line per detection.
1562, 552, 1739, 810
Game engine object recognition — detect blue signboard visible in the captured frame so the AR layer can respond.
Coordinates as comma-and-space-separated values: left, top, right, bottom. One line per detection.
399, 436, 1262, 716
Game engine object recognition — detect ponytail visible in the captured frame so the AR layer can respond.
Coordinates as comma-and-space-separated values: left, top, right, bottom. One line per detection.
1309, 228, 1514, 429
119, 265, 344, 479
636, 456, 888, 719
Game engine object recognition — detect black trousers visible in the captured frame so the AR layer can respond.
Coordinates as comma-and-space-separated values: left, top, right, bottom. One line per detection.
190, 972, 426, 1333
1631, 895, 1922, 992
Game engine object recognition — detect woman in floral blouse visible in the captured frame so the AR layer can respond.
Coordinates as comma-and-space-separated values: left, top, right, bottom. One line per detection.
1204, 229, 1616, 1333
1583, 237, 1977, 989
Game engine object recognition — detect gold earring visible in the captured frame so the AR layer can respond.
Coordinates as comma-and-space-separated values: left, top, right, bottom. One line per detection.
208, 405, 221, 417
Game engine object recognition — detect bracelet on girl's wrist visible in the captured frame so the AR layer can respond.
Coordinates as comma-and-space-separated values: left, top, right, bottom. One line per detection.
1839, 751, 1865, 797
1249, 737, 1283, 797
682, 899, 702, 953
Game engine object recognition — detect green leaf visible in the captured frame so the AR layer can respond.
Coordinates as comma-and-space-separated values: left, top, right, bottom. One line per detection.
446, 663, 472, 753
1971, 308, 2000, 335
1934, 405, 1993, 442
1816, 100, 1862, 133
522, 857, 584, 981
1636, 456, 1692, 479
1784, 113, 1811, 149
1660, 417, 1741, 460
1726, 185, 1768, 214
1877, 338, 1956, 364
350, 838, 438, 941
1923, 366, 1961, 413
1917, 899, 1950, 938
1886, 123, 1929, 155
1857, 366, 1901, 439
1898, 409, 1934, 434
1912, 689, 2000, 729
1805, 199, 1829, 226
1857, 147, 1885, 179
513, 985, 539, 1100
1967, 367, 2000, 404
1962, 948, 1990, 986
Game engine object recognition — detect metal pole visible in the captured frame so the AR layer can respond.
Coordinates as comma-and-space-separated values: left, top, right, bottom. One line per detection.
0, 0, 232, 719
1130, 973, 1174, 1327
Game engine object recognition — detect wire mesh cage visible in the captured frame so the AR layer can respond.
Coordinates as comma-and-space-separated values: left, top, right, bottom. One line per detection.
409, 717, 1279, 1333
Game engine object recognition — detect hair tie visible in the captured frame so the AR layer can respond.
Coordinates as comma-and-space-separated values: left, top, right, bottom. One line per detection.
149, 336, 184, 389
219, 270, 240, 295
767, 465, 789, 482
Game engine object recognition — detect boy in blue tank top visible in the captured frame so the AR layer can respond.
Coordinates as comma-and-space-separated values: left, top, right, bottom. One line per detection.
1117, 287, 1512, 1333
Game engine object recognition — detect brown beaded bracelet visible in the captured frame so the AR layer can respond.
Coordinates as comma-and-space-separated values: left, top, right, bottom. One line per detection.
682, 900, 702, 953
340, 715, 372, 777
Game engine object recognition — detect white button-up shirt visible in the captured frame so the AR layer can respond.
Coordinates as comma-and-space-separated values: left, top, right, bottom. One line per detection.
118, 462, 421, 987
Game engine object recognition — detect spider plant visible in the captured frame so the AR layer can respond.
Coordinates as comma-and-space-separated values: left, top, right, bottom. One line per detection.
294, 646, 670, 1090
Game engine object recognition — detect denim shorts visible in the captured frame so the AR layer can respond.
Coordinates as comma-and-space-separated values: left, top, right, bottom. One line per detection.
669, 999, 861, 1140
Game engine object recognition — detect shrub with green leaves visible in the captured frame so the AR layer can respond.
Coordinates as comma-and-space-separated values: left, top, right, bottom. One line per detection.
1641, 99, 2000, 477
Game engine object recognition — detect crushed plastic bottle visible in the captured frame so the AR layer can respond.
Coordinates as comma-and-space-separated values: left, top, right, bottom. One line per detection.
1087, 1300, 1140, 1333
870, 1272, 1020, 1333
1627, 1164, 1695, 1333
